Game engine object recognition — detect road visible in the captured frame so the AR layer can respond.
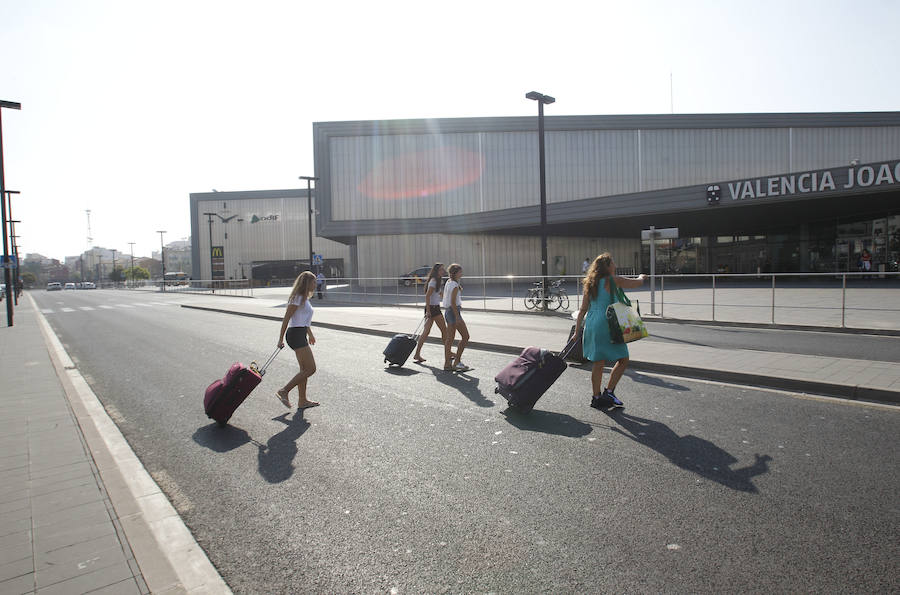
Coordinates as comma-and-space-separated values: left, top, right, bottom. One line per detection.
32, 289, 900, 594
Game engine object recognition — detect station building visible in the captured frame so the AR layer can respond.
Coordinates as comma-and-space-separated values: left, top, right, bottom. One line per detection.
190, 111, 900, 283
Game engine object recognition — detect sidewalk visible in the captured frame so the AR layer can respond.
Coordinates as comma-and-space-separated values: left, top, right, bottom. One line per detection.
0, 298, 229, 594
180, 295, 900, 404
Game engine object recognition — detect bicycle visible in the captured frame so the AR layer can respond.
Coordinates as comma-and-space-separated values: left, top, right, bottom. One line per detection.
524, 279, 569, 311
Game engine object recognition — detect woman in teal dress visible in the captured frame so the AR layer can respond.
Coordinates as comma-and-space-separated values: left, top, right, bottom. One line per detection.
571, 253, 646, 409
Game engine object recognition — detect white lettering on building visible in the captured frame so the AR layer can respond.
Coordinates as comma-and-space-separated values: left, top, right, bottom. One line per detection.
726, 161, 898, 201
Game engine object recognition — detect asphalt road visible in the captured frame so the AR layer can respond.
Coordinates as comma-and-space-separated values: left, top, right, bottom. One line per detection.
32, 289, 900, 594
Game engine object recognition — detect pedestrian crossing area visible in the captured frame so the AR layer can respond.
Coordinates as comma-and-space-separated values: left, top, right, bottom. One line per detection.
41, 302, 179, 315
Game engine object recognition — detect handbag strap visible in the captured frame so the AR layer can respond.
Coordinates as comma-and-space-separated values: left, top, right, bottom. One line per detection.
607, 277, 632, 307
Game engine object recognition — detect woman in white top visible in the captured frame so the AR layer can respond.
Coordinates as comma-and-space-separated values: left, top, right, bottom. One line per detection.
442, 263, 471, 372
413, 262, 447, 363
276, 271, 319, 410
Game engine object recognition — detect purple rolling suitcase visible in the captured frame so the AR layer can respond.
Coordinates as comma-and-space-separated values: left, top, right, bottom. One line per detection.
494, 338, 577, 412
204, 347, 281, 426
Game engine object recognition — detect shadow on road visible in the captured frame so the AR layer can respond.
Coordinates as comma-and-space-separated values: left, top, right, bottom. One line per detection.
257, 411, 311, 484
383, 366, 420, 376
425, 365, 493, 408
625, 370, 690, 391
192, 423, 261, 453
501, 408, 592, 438
604, 411, 772, 493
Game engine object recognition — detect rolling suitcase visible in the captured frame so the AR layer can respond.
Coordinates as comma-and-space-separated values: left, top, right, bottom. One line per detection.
204, 347, 281, 427
494, 338, 578, 413
383, 318, 426, 367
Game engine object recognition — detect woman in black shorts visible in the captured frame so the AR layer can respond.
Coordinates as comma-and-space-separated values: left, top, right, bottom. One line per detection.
413, 263, 447, 363
276, 271, 319, 410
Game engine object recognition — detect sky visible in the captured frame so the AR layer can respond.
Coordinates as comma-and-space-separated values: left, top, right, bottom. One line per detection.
1, 0, 898, 261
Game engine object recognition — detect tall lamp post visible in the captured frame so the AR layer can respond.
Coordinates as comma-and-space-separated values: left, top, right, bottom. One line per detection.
202, 212, 216, 283
525, 91, 555, 310
156, 230, 166, 292
128, 242, 135, 288
5, 189, 21, 304
111, 249, 117, 288
0, 99, 22, 327
298, 176, 319, 272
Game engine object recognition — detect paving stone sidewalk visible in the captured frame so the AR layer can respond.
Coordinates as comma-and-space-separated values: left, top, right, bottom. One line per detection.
0, 301, 149, 594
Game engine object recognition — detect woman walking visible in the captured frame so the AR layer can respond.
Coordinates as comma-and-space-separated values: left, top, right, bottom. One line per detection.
275, 271, 320, 410
442, 264, 471, 372
572, 253, 646, 409
413, 263, 447, 363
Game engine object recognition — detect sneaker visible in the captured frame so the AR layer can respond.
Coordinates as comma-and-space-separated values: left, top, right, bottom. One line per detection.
589, 395, 609, 410
603, 388, 624, 408
275, 390, 291, 409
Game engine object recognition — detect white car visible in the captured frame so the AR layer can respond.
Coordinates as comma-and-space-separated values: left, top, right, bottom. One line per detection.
64, 282, 77, 290
47, 282, 62, 291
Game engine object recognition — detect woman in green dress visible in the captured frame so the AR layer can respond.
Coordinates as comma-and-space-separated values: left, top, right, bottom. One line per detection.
571, 253, 646, 409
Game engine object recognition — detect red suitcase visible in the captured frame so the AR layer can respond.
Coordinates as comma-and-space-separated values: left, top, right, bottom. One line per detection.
204, 348, 281, 426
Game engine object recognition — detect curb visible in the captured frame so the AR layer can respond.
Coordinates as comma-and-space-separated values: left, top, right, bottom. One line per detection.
180, 304, 900, 405
34, 295, 232, 594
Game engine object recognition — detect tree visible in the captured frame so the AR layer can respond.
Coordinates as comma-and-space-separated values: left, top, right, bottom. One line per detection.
124, 266, 150, 281
20, 271, 36, 287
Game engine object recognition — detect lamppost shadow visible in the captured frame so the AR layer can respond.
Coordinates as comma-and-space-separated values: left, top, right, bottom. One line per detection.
192, 423, 262, 453
257, 411, 311, 484
501, 408, 592, 438
624, 370, 690, 391
603, 410, 773, 493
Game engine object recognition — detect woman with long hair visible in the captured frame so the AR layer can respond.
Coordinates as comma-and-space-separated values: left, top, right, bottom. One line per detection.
571, 253, 646, 409
275, 271, 319, 410
442, 263, 471, 372
413, 262, 447, 363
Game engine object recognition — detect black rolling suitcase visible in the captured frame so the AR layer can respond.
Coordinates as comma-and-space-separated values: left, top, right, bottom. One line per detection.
494, 338, 577, 412
383, 318, 426, 367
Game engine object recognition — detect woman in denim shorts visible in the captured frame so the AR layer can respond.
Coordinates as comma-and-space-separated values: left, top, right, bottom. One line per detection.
413, 263, 447, 363
442, 264, 471, 372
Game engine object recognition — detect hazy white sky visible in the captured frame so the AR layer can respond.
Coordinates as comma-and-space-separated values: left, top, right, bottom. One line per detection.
1, 0, 898, 261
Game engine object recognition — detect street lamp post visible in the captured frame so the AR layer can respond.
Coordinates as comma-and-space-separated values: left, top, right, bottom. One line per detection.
111, 249, 117, 288
298, 176, 319, 272
128, 242, 135, 288
5, 189, 21, 305
525, 91, 555, 310
0, 99, 22, 327
156, 230, 166, 291
202, 212, 216, 283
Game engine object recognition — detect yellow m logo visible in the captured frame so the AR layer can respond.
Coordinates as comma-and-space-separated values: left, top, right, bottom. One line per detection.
211, 246, 224, 257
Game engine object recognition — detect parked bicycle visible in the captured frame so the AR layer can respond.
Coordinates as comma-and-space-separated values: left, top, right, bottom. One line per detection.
524, 279, 570, 311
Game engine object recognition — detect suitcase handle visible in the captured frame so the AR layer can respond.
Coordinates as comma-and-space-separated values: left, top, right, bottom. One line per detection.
251, 346, 283, 377
412, 316, 426, 339
559, 333, 579, 360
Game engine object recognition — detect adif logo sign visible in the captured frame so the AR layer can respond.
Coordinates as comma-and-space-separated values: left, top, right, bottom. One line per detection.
250, 214, 279, 223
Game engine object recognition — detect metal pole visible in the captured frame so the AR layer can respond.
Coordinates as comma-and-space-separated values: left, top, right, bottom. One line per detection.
649, 226, 656, 315
711, 274, 716, 321
537, 100, 549, 311
6, 190, 21, 305
111, 249, 117, 288
203, 213, 215, 284
157, 230, 166, 292
299, 176, 319, 273
0, 110, 14, 326
128, 242, 135, 288
771, 274, 776, 324
661, 276, 665, 318
841, 273, 846, 328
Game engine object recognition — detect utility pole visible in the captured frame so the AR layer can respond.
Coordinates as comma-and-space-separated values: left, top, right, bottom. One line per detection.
0, 99, 22, 326
156, 230, 166, 291
298, 176, 319, 272
111, 249, 117, 288
128, 242, 135, 288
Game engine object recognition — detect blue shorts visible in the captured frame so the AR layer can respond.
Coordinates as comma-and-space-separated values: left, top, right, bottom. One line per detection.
444, 305, 462, 326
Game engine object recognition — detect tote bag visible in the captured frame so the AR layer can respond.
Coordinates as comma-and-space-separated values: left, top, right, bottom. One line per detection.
606, 278, 649, 344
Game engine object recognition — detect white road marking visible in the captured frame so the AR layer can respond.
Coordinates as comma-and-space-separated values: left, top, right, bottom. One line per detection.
79, 306, 95, 311
100, 305, 115, 309
41, 309, 54, 314
115, 304, 134, 308
61, 307, 75, 312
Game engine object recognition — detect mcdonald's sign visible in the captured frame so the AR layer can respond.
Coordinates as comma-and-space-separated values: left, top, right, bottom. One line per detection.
211, 246, 225, 280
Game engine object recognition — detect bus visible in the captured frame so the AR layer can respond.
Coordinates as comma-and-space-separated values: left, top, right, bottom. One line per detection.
164, 271, 189, 286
